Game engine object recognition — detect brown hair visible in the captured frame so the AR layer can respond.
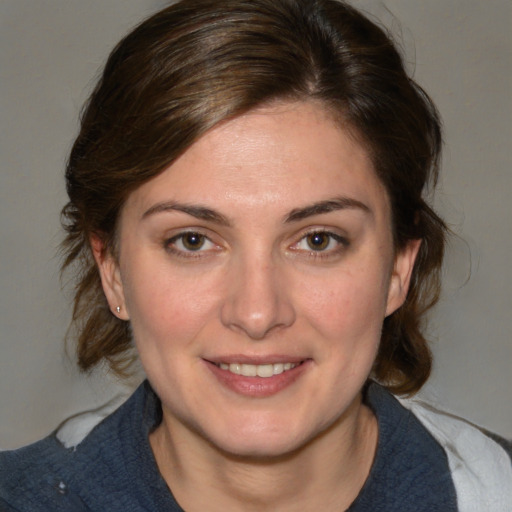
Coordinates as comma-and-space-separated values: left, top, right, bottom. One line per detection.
62, 0, 446, 394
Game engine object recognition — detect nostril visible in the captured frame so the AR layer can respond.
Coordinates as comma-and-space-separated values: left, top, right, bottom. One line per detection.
219, 260, 296, 338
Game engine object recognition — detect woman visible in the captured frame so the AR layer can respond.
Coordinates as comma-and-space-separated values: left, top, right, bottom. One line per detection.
1, 0, 511, 510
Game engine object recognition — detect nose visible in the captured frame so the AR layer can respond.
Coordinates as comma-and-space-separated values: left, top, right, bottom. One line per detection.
220, 252, 296, 340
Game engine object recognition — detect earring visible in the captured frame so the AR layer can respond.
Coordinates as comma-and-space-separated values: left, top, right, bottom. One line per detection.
116, 306, 121, 314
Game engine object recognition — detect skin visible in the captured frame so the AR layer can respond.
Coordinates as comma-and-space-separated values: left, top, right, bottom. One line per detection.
94, 101, 420, 511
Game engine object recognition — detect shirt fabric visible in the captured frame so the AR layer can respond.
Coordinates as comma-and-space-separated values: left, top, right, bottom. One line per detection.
0, 381, 510, 511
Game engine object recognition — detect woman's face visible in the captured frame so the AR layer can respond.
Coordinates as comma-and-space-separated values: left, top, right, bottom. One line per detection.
97, 101, 418, 457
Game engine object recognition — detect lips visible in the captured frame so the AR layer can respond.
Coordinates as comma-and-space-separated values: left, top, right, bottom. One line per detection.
205, 357, 310, 397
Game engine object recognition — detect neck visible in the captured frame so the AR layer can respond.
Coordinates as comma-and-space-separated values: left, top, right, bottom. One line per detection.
150, 396, 377, 512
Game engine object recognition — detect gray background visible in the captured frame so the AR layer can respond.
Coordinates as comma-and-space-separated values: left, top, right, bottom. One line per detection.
1, 0, 510, 449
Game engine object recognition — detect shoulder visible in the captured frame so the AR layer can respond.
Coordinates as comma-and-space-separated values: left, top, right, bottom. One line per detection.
0, 433, 89, 511
0, 390, 133, 511
358, 382, 512, 512
398, 392, 512, 511
356, 383, 459, 511
0, 381, 178, 512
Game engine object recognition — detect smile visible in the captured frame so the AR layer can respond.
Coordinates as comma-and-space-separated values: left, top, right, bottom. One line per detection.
206, 359, 310, 397
216, 362, 299, 378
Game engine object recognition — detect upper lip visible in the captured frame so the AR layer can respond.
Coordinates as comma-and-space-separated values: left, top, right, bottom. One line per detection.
204, 355, 309, 365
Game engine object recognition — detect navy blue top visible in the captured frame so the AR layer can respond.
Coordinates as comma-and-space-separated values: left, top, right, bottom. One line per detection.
0, 381, 458, 511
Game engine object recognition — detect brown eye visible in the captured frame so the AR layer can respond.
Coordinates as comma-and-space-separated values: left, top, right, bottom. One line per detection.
306, 232, 330, 251
165, 231, 219, 258
181, 232, 206, 251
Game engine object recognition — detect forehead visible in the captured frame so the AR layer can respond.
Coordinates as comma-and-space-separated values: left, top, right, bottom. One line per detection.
123, 101, 389, 222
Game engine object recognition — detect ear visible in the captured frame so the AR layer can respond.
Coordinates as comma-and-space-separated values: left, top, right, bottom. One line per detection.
385, 239, 421, 317
90, 235, 130, 320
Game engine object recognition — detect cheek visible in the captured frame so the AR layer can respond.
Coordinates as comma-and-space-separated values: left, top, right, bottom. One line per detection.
300, 264, 391, 339
120, 258, 219, 347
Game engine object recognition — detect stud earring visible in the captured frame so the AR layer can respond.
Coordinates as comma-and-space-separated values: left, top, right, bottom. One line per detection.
116, 306, 121, 314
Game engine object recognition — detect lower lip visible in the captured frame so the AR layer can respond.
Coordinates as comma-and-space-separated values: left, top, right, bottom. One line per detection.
205, 360, 311, 398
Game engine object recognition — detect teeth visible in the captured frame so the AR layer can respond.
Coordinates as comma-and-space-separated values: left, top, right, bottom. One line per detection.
256, 364, 273, 378
219, 362, 298, 377
229, 363, 241, 375
273, 363, 284, 375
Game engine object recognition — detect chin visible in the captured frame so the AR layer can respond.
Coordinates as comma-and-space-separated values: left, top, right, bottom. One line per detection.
196, 413, 325, 461
211, 433, 305, 460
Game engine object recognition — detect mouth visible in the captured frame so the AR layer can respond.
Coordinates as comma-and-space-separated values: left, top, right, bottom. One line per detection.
215, 362, 301, 378
205, 358, 310, 398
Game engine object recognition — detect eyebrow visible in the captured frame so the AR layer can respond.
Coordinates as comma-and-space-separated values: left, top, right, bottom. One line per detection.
142, 196, 370, 226
141, 201, 231, 226
285, 197, 371, 223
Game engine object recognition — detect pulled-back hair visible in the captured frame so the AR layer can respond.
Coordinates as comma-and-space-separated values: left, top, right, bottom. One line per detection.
62, 0, 446, 395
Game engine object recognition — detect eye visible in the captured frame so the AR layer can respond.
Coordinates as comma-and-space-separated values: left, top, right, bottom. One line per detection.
304, 232, 332, 251
178, 232, 207, 251
165, 231, 217, 256
291, 230, 348, 256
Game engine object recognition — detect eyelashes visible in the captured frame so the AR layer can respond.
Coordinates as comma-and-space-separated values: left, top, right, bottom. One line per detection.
291, 231, 349, 256
164, 231, 219, 258
169, 232, 209, 251
164, 228, 350, 261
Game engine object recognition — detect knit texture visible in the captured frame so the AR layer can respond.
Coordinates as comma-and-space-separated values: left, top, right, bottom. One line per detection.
0, 381, 467, 511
